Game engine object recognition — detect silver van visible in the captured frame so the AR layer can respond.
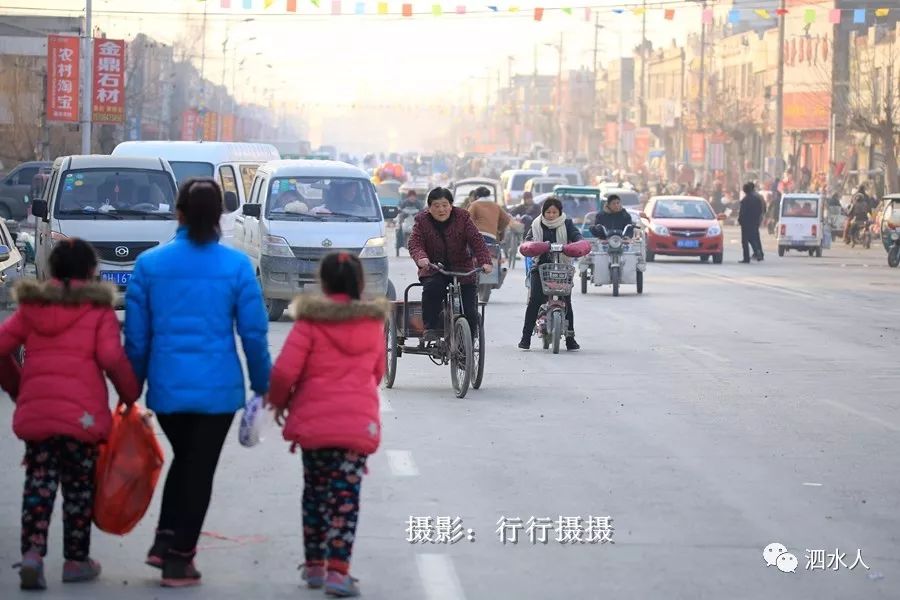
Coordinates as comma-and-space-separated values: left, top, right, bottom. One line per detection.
31, 155, 179, 305
236, 160, 389, 320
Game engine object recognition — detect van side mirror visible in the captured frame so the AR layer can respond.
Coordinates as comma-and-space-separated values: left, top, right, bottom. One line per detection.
223, 191, 239, 213
31, 199, 47, 219
0, 245, 10, 262
242, 203, 261, 218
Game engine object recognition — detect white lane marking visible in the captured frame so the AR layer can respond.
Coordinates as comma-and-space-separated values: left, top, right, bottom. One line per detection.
386, 450, 419, 476
416, 554, 466, 600
689, 270, 816, 299
802, 482, 823, 487
818, 398, 900, 433
680, 344, 730, 363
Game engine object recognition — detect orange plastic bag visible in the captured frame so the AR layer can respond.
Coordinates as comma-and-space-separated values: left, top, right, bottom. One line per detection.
93, 404, 165, 535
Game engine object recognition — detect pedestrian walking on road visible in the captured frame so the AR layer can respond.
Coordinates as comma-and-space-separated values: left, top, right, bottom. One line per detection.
124, 178, 271, 588
0, 239, 140, 591
268, 252, 388, 597
739, 182, 765, 263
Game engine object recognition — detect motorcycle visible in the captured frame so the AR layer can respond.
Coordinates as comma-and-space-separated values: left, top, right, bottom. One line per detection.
848, 218, 872, 249
888, 230, 900, 268
519, 239, 591, 354
394, 205, 420, 256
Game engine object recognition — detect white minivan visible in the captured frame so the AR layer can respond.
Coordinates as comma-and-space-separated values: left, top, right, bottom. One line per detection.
111, 141, 280, 246
31, 155, 179, 305
236, 160, 390, 321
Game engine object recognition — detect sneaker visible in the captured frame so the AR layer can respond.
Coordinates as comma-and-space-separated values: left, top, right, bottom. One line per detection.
146, 530, 174, 569
518, 337, 531, 350
17, 551, 46, 591
325, 571, 361, 597
300, 563, 326, 589
565, 337, 580, 351
62, 558, 102, 583
161, 558, 202, 588
755, 254, 765, 262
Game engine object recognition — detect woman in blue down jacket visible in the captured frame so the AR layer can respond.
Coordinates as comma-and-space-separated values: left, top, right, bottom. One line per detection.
124, 178, 271, 588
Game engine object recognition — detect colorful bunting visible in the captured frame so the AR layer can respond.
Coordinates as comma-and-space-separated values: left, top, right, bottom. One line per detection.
355, 1, 364, 14
632, 7, 645, 16
612, 8, 624, 15
331, 0, 341, 14
509, 6, 519, 13
263, 0, 273, 8
432, 4, 441, 16
402, 3, 412, 16
728, 9, 740, 24
829, 8, 841, 24
702, 8, 712, 25
804, 8, 815, 24
875, 8, 890, 18
853, 8, 865, 23
533, 7, 543, 21
775, 8, 787, 16
664, 9, 674, 20
488, 5, 497, 12
377, 1, 387, 15
754, 9, 769, 19
584, 7, 590, 22
221, 0, 231, 8
287, 0, 298, 11
243, 0, 251, 8
455, 5, 465, 14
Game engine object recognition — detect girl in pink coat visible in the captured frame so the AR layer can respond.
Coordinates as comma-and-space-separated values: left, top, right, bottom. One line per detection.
268, 251, 388, 598
0, 239, 140, 591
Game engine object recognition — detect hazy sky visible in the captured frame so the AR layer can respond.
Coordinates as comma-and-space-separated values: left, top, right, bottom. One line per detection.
16, 0, 700, 106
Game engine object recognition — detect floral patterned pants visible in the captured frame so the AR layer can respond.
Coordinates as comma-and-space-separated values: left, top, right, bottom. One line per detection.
301, 448, 367, 574
21, 437, 97, 560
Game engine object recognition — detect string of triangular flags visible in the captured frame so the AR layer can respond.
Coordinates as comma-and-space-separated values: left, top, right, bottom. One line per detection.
197, 1, 894, 23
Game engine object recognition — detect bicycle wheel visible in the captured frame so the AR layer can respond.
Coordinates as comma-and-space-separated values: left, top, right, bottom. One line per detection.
551, 310, 562, 355
450, 318, 473, 398
384, 316, 397, 389
472, 314, 485, 390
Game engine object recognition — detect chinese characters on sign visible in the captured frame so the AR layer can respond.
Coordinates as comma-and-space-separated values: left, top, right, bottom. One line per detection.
405, 516, 614, 545
805, 548, 870, 572
181, 110, 200, 141
92, 38, 125, 123
46, 35, 79, 122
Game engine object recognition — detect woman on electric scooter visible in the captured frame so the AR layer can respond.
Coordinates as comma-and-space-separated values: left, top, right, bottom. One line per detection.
519, 196, 583, 351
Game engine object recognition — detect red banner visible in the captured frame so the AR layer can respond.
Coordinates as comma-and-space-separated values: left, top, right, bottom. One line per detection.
689, 132, 705, 165
47, 35, 80, 122
202, 111, 218, 141
92, 38, 125, 123
180, 110, 200, 141
633, 127, 652, 166
220, 114, 235, 142
604, 122, 617, 150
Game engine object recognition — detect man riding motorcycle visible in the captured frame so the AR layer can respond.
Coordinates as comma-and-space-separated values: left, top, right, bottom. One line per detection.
589, 194, 634, 238
845, 188, 872, 244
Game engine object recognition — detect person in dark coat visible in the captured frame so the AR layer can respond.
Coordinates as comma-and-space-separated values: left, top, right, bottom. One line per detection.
590, 195, 635, 238
407, 187, 492, 342
519, 196, 583, 351
738, 181, 765, 262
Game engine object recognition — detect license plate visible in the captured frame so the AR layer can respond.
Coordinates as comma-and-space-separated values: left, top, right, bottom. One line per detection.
677, 240, 700, 248
100, 271, 132, 286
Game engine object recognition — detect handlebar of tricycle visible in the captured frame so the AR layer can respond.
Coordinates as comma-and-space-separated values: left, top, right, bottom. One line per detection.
428, 263, 484, 277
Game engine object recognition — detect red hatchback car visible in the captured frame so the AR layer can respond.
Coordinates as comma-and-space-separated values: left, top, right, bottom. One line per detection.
640, 196, 725, 263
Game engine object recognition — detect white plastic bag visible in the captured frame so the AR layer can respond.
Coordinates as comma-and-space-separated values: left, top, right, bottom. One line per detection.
238, 394, 273, 448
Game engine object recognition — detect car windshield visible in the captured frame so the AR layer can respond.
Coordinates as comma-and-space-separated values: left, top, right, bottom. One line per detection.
781, 197, 819, 217
266, 177, 381, 221
169, 161, 214, 184
454, 183, 496, 204
557, 193, 600, 222
511, 174, 536, 190
653, 199, 715, 219
55, 169, 177, 219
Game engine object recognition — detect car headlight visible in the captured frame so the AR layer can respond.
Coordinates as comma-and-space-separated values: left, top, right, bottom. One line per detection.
651, 224, 669, 236
261, 235, 294, 258
707, 225, 722, 237
359, 236, 386, 259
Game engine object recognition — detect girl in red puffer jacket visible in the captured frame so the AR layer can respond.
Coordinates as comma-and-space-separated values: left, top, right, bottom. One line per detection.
268, 251, 388, 598
0, 239, 140, 591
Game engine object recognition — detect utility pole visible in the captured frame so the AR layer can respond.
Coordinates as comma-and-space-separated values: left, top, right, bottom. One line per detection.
593, 16, 601, 161
616, 29, 625, 170
199, 0, 208, 114
80, 0, 92, 154
774, 0, 786, 181
556, 32, 563, 156
698, 0, 706, 131
639, 0, 647, 127
40, 69, 49, 160
218, 35, 227, 141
